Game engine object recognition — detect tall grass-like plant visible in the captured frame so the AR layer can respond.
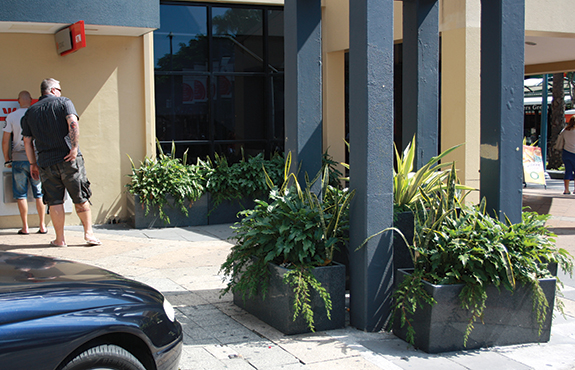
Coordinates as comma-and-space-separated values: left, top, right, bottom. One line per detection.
394, 136, 473, 211
220, 152, 355, 331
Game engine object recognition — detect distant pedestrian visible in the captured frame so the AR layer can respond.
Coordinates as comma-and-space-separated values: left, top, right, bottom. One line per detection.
2, 90, 47, 235
21, 78, 100, 247
555, 116, 575, 194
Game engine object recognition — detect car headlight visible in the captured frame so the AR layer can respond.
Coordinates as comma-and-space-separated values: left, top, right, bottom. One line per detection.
163, 297, 175, 322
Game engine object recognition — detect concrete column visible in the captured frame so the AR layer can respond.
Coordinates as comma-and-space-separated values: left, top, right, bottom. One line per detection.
284, 0, 323, 181
402, 0, 439, 168
480, 0, 525, 223
348, 0, 395, 332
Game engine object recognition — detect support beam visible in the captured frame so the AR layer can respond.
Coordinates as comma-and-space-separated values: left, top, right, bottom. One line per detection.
480, 0, 525, 223
402, 0, 440, 168
284, 0, 322, 180
349, 0, 395, 332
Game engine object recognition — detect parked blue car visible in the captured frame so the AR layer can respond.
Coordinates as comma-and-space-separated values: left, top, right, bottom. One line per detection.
0, 251, 182, 370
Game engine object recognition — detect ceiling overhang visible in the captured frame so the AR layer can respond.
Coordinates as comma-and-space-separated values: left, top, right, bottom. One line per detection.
0, 21, 155, 37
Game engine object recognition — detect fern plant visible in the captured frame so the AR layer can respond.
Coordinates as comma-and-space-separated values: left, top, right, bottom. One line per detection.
219, 152, 355, 331
206, 151, 284, 211
359, 160, 573, 348
390, 189, 573, 348
126, 141, 206, 224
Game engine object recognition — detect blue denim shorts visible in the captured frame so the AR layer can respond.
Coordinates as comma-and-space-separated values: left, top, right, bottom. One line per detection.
12, 161, 43, 199
563, 149, 575, 180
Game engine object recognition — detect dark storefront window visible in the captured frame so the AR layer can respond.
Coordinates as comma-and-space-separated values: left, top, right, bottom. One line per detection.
154, 2, 284, 162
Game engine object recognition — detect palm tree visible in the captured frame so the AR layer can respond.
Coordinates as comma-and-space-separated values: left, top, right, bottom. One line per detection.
548, 73, 566, 169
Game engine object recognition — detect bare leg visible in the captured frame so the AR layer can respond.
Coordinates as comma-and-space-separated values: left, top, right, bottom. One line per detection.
564, 179, 571, 194
16, 199, 29, 234
35, 198, 47, 233
49, 204, 66, 246
75, 201, 100, 245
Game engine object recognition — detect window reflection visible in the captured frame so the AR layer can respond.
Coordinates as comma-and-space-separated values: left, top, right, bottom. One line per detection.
154, 5, 207, 71
155, 3, 284, 162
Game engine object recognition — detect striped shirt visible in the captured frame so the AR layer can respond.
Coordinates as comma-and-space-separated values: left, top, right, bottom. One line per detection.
21, 95, 81, 167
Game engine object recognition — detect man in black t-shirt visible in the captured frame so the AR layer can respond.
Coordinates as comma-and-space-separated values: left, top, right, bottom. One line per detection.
21, 78, 101, 248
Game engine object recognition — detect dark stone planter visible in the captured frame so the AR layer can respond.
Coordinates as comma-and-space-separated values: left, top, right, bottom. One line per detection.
234, 261, 346, 335
128, 193, 255, 228
393, 211, 415, 271
128, 194, 209, 229
207, 197, 256, 225
393, 269, 557, 353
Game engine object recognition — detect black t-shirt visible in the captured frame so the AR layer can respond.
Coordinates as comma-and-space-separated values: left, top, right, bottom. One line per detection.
21, 95, 81, 167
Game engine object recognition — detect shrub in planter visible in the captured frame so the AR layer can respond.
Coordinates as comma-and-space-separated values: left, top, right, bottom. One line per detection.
392, 137, 474, 270
126, 142, 206, 225
220, 153, 355, 333
126, 144, 284, 226
390, 186, 573, 350
206, 151, 284, 213
360, 165, 573, 351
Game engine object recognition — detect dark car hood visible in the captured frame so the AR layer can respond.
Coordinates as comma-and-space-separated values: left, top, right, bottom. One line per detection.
0, 252, 164, 325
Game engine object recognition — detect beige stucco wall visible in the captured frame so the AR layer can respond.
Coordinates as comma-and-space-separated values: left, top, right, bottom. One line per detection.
525, 0, 574, 35
0, 33, 149, 228
439, 0, 481, 203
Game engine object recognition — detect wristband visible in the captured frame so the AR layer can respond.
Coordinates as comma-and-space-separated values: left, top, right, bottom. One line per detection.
4, 160, 11, 166
29, 162, 37, 166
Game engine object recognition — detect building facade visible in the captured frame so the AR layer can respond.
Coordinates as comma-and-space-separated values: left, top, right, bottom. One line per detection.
1, 0, 575, 228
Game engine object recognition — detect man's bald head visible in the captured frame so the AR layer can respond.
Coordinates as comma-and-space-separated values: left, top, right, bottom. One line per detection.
18, 91, 32, 108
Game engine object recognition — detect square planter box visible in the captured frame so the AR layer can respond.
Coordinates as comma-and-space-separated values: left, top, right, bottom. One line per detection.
234, 261, 346, 335
128, 194, 209, 229
128, 193, 256, 228
393, 211, 415, 271
393, 268, 557, 353
207, 196, 256, 225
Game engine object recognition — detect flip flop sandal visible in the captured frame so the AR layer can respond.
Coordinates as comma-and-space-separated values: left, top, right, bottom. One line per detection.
50, 240, 67, 247
18, 230, 29, 235
85, 238, 102, 246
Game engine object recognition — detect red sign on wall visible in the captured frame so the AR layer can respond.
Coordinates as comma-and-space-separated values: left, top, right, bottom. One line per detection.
0, 99, 39, 122
55, 21, 86, 56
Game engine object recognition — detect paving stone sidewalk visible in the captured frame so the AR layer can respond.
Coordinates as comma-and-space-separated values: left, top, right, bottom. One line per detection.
1, 180, 575, 369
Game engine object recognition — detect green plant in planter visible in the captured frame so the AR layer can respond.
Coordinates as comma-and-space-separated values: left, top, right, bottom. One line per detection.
206, 151, 284, 210
359, 164, 573, 348
219, 152, 355, 331
393, 136, 474, 212
126, 141, 206, 224
390, 175, 573, 347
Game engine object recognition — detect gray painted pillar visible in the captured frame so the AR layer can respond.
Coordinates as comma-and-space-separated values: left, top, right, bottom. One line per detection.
402, 0, 440, 168
349, 0, 395, 332
480, 0, 525, 223
284, 0, 322, 181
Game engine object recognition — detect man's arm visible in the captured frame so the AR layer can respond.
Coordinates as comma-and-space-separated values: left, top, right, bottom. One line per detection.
23, 136, 39, 180
64, 113, 79, 162
2, 131, 12, 168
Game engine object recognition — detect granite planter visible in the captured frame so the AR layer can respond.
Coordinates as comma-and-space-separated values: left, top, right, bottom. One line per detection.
207, 197, 256, 225
393, 268, 557, 353
128, 194, 209, 229
234, 261, 346, 335
393, 211, 415, 271
129, 193, 256, 228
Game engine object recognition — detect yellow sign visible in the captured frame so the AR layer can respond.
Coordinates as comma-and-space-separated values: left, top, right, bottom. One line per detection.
523, 145, 546, 185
